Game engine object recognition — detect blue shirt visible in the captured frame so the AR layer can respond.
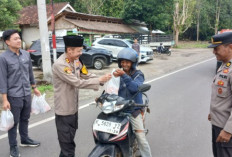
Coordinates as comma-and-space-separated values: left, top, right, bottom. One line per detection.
0, 49, 35, 97
118, 70, 144, 113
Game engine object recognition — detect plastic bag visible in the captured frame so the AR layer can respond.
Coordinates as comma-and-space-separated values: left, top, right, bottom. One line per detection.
104, 69, 120, 95
0, 110, 14, 131
31, 94, 51, 114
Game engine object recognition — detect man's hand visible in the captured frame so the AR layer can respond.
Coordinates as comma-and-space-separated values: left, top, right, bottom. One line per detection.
208, 114, 211, 121
113, 69, 125, 77
2, 100, 11, 110
34, 88, 41, 96
216, 130, 232, 143
99, 73, 112, 83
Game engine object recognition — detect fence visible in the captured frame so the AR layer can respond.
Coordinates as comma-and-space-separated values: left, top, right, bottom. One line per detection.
107, 34, 173, 44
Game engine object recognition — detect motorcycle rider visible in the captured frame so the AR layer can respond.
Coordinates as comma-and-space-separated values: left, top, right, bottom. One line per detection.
113, 48, 152, 157
159, 42, 165, 53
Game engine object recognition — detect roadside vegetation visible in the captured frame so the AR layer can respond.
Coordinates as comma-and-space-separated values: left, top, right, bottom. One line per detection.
175, 41, 209, 49
1, 0, 232, 47
37, 84, 53, 93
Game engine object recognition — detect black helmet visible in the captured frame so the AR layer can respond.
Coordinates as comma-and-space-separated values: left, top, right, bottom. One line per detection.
117, 48, 138, 69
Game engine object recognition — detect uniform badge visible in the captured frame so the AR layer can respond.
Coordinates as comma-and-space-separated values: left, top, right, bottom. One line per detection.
223, 69, 229, 73
218, 88, 223, 94
226, 62, 231, 67
76, 61, 80, 67
81, 64, 88, 75
65, 58, 70, 63
64, 67, 72, 74
217, 80, 224, 86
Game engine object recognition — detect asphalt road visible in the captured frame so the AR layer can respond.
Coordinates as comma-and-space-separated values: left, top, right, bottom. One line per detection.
0, 57, 215, 157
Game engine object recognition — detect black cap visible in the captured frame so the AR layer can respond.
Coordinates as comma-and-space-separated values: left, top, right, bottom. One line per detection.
63, 35, 84, 47
208, 32, 232, 48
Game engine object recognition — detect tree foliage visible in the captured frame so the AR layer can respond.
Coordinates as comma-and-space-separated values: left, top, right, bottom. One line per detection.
173, 0, 196, 46
123, 0, 173, 33
98, 0, 124, 18
0, 0, 22, 30
2, 0, 232, 41
182, 0, 232, 40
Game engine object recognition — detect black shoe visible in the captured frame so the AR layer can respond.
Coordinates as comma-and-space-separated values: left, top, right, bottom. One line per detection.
10, 146, 20, 157
59, 151, 75, 157
20, 138, 40, 147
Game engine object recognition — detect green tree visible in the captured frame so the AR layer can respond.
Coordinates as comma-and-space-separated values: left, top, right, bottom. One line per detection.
18, 0, 36, 7
0, 0, 22, 30
173, 0, 196, 46
99, 0, 124, 18
123, 0, 173, 33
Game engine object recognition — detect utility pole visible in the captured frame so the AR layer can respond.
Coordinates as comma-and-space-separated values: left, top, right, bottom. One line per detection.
37, 0, 52, 83
51, 0, 57, 62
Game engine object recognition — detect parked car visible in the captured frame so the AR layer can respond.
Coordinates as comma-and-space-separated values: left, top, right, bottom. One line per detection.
27, 38, 113, 70
92, 38, 153, 63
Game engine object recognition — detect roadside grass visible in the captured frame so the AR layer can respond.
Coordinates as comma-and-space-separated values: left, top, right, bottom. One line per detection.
35, 81, 54, 99
37, 84, 53, 93
176, 41, 209, 49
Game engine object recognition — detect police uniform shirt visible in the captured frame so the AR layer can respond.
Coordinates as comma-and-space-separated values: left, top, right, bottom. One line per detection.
210, 61, 232, 134
52, 53, 100, 116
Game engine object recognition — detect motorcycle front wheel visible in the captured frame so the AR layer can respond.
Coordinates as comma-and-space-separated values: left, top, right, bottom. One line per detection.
100, 146, 122, 157
167, 51, 171, 56
132, 139, 140, 157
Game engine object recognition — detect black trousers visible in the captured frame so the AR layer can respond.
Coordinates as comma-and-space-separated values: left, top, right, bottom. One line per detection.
55, 113, 78, 157
212, 125, 232, 157
7, 95, 31, 146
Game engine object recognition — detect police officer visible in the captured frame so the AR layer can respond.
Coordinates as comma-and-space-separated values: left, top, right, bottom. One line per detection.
0, 29, 41, 157
208, 32, 232, 157
52, 35, 111, 157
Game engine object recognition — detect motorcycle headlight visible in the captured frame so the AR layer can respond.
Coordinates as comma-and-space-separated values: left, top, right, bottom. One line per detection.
100, 101, 125, 114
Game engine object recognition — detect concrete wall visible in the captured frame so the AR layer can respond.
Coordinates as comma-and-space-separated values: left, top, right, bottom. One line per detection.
0, 40, 7, 50
21, 26, 40, 49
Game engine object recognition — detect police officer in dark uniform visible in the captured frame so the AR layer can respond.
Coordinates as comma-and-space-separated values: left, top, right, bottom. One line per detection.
208, 32, 232, 157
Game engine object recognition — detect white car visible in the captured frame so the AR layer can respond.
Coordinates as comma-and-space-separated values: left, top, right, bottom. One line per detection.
92, 38, 153, 63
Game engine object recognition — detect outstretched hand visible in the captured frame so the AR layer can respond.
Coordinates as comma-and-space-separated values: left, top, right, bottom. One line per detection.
113, 69, 125, 77
99, 73, 112, 83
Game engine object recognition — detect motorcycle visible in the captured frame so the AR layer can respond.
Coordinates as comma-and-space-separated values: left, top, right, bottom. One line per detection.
88, 84, 151, 157
156, 46, 171, 56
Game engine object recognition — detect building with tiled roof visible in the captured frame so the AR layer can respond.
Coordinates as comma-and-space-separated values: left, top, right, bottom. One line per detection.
18, 2, 144, 48
18, 2, 75, 47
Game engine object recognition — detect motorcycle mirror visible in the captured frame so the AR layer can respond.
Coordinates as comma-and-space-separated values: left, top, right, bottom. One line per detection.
138, 84, 151, 93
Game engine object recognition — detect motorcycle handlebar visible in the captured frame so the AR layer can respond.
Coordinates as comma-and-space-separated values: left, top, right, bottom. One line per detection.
127, 100, 148, 107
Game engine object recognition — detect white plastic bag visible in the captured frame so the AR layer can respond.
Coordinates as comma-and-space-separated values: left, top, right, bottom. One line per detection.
31, 95, 40, 114
0, 110, 14, 131
31, 94, 51, 114
104, 69, 120, 95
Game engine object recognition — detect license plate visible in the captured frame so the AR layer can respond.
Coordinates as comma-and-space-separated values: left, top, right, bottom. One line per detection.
93, 119, 121, 135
